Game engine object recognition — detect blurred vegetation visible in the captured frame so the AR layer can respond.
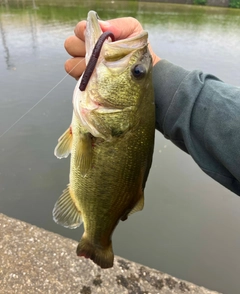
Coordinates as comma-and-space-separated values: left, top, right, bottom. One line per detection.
229, 0, 240, 8
0, 0, 240, 25
193, 0, 206, 5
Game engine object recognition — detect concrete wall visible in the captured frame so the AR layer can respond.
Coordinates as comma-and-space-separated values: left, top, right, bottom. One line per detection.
0, 213, 222, 294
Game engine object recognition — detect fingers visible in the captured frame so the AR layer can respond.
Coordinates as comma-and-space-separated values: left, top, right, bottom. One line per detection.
64, 23, 87, 78
74, 20, 86, 42
74, 18, 143, 41
65, 57, 86, 79
64, 35, 86, 57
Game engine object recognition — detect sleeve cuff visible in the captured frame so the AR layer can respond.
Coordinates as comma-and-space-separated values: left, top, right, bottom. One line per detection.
152, 60, 190, 133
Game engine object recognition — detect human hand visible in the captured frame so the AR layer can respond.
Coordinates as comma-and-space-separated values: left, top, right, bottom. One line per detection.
64, 17, 161, 79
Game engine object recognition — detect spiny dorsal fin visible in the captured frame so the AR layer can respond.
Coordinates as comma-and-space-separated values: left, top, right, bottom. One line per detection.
54, 127, 72, 159
52, 185, 82, 229
76, 133, 93, 177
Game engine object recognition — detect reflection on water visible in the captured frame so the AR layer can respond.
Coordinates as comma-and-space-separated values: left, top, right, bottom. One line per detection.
0, 15, 14, 69
0, 2, 240, 294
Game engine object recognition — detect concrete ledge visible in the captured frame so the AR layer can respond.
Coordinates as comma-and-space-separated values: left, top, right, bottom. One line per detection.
0, 213, 221, 294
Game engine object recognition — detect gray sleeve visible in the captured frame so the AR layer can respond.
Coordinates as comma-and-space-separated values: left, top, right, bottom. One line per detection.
153, 59, 240, 196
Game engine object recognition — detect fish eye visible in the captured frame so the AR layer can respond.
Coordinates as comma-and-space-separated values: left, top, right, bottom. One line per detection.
131, 64, 146, 80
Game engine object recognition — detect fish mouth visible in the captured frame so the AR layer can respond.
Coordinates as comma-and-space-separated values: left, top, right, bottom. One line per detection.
85, 10, 148, 63
77, 10, 149, 94
85, 11, 103, 64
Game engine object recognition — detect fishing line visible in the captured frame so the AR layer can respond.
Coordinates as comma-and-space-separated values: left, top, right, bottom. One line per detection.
0, 58, 85, 139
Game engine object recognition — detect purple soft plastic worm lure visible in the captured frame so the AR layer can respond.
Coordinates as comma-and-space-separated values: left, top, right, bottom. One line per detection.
79, 31, 115, 91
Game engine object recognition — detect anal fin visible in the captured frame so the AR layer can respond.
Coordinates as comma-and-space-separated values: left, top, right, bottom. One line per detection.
128, 194, 144, 216
121, 194, 144, 221
54, 127, 73, 159
53, 185, 82, 229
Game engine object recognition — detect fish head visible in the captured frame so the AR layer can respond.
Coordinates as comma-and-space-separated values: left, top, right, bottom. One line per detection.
73, 11, 153, 139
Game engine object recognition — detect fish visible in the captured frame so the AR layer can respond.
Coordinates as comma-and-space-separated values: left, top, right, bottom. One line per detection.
53, 10, 155, 269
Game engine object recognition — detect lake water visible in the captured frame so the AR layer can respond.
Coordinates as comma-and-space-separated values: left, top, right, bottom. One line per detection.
1, 1, 240, 293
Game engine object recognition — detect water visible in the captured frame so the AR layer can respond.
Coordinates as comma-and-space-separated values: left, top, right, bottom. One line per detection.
1, 1, 240, 293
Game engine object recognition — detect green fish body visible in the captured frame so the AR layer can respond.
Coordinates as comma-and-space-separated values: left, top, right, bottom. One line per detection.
53, 11, 155, 269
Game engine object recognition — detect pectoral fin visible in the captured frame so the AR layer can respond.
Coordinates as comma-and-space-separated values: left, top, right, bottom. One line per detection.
76, 133, 93, 176
52, 185, 82, 229
54, 127, 72, 159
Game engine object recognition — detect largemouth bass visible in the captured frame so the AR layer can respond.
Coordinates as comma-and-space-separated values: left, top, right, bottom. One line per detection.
53, 11, 155, 269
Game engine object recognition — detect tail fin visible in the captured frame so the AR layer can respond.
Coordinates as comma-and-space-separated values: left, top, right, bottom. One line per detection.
76, 234, 114, 269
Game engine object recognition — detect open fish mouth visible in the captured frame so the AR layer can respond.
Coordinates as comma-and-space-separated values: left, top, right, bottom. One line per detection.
85, 10, 149, 56
79, 31, 115, 91
79, 11, 148, 92
84, 11, 103, 63
85, 10, 149, 54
